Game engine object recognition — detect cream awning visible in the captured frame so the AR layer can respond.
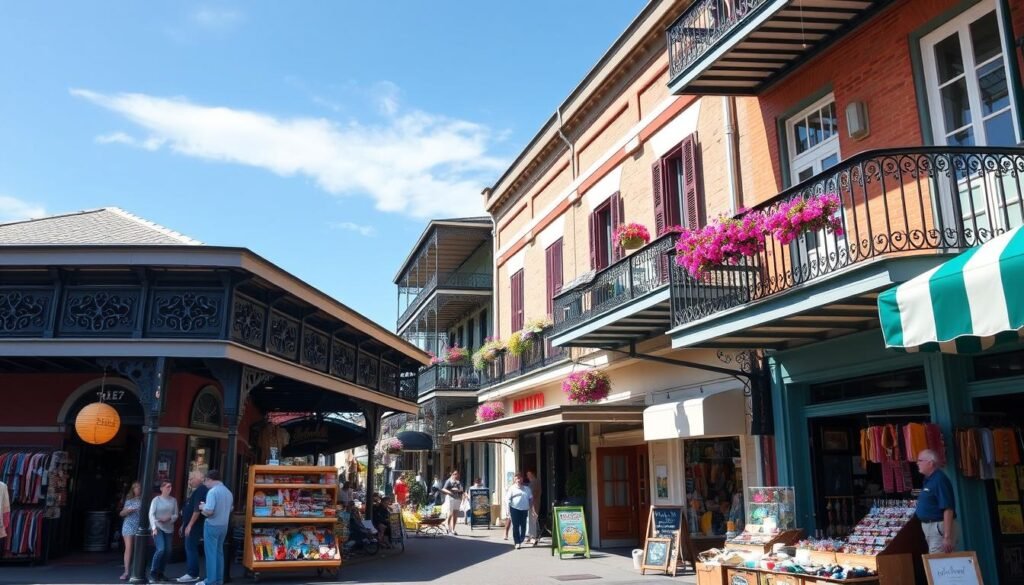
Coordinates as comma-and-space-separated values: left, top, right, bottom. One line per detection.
451, 404, 644, 442
642, 390, 746, 441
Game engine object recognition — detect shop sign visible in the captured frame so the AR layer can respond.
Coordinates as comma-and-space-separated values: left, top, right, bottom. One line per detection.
512, 392, 545, 414
552, 506, 590, 559
288, 424, 329, 447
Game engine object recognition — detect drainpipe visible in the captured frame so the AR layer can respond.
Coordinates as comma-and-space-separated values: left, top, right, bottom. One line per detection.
723, 96, 742, 215
556, 107, 577, 179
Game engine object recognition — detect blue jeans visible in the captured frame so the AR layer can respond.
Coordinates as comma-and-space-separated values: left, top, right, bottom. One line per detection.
203, 523, 228, 585
185, 522, 203, 578
150, 530, 173, 578
510, 507, 528, 545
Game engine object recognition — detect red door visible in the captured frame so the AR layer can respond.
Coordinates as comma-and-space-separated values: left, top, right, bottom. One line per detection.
597, 447, 639, 542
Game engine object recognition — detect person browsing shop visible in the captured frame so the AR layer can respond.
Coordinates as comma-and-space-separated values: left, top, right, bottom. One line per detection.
198, 470, 233, 585
506, 473, 532, 550
915, 449, 958, 553
176, 471, 208, 583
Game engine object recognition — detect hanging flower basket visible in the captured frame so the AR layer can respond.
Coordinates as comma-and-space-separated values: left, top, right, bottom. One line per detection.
472, 338, 505, 371
506, 331, 531, 357
376, 437, 403, 455
764, 193, 844, 246
674, 211, 768, 279
445, 345, 469, 365
476, 401, 506, 423
562, 369, 612, 404
428, 352, 444, 366
614, 222, 651, 250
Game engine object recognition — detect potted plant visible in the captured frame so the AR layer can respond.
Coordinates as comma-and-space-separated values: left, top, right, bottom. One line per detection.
564, 467, 587, 506
475, 401, 506, 423
472, 338, 505, 371
562, 369, 611, 404
674, 210, 767, 279
614, 222, 651, 250
764, 192, 844, 245
445, 345, 469, 366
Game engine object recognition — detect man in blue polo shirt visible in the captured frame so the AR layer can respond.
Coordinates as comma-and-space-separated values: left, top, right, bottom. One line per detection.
915, 449, 957, 553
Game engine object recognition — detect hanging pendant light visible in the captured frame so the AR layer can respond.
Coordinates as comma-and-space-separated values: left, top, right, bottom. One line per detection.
75, 371, 121, 445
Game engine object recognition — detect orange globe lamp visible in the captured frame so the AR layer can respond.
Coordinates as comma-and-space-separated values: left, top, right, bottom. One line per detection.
75, 402, 121, 445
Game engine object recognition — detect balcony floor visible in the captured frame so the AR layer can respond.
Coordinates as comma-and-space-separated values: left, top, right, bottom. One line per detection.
551, 291, 672, 349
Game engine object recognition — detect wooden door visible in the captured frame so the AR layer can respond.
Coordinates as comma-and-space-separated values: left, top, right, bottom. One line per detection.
597, 447, 638, 541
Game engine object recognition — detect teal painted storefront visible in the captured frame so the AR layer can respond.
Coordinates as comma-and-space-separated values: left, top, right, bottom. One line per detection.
769, 329, 1024, 585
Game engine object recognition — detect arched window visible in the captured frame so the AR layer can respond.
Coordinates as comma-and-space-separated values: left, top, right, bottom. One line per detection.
190, 386, 222, 430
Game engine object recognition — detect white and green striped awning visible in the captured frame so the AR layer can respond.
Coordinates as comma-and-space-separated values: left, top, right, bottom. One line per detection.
879, 226, 1024, 353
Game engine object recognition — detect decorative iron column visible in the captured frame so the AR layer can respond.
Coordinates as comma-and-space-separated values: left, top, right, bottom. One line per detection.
363, 404, 380, 525
99, 358, 169, 585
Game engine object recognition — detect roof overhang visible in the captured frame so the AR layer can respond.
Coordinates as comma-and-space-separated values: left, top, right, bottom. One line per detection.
393, 219, 492, 285
450, 404, 644, 442
551, 290, 671, 349
0, 245, 430, 367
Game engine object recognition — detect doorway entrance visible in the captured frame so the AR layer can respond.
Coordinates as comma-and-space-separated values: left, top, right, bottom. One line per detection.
596, 445, 649, 545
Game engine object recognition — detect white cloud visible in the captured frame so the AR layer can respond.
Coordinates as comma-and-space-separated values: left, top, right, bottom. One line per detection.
72, 88, 503, 218
95, 132, 164, 151
329, 221, 376, 237
191, 7, 243, 31
0, 195, 46, 223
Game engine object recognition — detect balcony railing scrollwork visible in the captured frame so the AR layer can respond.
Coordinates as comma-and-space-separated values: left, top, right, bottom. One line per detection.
670, 146, 1024, 328
551, 233, 678, 337
478, 329, 566, 388
667, 0, 769, 81
417, 363, 481, 395
398, 271, 492, 326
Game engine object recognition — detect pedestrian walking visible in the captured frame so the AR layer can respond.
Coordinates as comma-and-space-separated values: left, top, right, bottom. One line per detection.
176, 471, 208, 582
395, 474, 408, 507
148, 481, 179, 583
441, 470, 464, 536
524, 470, 541, 545
118, 481, 142, 581
506, 473, 532, 550
915, 449, 958, 553
198, 470, 233, 585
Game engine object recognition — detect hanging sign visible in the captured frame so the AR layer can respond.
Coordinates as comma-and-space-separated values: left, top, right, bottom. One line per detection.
923, 552, 984, 585
550, 506, 590, 559
641, 505, 695, 576
469, 487, 491, 529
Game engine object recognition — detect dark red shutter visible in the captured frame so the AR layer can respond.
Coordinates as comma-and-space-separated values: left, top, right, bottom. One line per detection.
681, 133, 703, 229
546, 238, 563, 316
652, 161, 666, 236
510, 269, 524, 332
611, 191, 625, 261
588, 210, 598, 270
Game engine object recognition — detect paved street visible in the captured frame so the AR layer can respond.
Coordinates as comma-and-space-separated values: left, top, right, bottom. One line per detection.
0, 528, 697, 585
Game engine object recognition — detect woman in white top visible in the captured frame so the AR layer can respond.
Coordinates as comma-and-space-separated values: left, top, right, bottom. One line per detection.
506, 473, 533, 549
148, 481, 179, 582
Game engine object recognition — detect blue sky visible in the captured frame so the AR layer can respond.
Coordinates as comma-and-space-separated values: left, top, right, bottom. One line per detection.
0, 1, 647, 328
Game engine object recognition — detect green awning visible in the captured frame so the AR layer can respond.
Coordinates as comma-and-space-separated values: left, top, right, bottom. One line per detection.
879, 226, 1024, 353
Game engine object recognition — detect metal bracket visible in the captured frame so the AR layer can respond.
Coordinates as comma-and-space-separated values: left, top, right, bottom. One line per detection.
604, 342, 753, 382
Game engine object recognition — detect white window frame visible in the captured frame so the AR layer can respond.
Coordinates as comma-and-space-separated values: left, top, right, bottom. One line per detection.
785, 93, 841, 186
921, 0, 1021, 148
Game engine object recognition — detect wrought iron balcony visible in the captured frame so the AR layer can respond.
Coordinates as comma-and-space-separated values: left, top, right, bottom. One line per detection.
550, 234, 678, 345
417, 363, 481, 395
397, 271, 492, 329
666, 0, 890, 95
478, 329, 567, 388
670, 147, 1024, 333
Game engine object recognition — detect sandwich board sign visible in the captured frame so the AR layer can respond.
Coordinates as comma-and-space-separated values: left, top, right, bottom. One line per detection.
551, 506, 590, 559
641, 505, 695, 576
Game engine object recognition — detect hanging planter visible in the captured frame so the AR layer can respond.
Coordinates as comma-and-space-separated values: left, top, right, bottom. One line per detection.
764, 193, 844, 246
472, 338, 505, 371
445, 345, 469, 366
376, 437, 403, 455
674, 211, 768, 279
476, 401, 506, 423
614, 222, 652, 250
562, 369, 612, 404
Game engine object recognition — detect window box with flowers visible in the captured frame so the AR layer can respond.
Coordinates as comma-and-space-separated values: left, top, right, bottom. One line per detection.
764, 192, 843, 246
562, 369, 611, 404
506, 316, 553, 357
445, 345, 469, 366
472, 338, 505, 371
674, 211, 767, 279
476, 401, 506, 423
614, 222, 652, 251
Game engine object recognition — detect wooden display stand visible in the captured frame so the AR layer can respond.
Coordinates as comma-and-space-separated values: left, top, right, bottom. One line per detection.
695, 529, 802, 585
724, 567, 881, 585
724, 528, 803, 555
242, 465, 341, 581
834, 516, 924, 585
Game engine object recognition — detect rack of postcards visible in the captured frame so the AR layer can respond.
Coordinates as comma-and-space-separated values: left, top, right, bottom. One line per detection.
242, 465, 341, 580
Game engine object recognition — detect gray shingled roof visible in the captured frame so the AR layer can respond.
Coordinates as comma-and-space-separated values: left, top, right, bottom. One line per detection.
0, 207, 202, 246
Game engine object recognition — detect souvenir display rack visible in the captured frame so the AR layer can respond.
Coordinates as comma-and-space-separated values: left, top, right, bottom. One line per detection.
723, 486, 800, 555
242, 465, 341, 580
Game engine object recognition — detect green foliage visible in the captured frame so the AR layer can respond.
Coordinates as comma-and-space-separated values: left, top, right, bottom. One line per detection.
565, 467, 586, 498
408, 478, 428, 506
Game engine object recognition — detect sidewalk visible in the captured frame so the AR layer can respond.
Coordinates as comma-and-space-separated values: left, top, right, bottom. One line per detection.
0, 527, 698, 585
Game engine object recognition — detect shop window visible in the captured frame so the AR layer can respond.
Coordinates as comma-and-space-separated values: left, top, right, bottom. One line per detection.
684, 437, 743, 537
973, 348, 1024, 380
808, 368, 926, 404
190, 386, 222, 430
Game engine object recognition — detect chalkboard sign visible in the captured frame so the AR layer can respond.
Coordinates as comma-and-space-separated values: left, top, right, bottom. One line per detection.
641, 538, 672, 574
923, 552, 984, 585
642, 506, 695, 577
469, 488, 491, 529
551, 506, 590, 559
388, 512, 404, 546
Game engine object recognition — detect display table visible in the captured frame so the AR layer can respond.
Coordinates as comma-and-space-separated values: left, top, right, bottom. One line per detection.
724, 566, 880, 585
242, 465, 342, 581
416, 517, 446, 537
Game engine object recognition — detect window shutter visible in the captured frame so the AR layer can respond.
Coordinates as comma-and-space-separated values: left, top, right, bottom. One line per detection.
588, 210, 598, 270
681, 133, 703, 229
546, 238, 563, 316
610, 191, 625, 261
652, 160, 666, 236
510, 270, 524, 332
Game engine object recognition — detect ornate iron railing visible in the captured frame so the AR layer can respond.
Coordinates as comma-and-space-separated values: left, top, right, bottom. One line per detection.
397, 271, 492, 327
670, 147, 1024, 327
667, 0, 769, 81
478, 329, 567, 387
417, 363, 481, 395
551, 234, 678, 336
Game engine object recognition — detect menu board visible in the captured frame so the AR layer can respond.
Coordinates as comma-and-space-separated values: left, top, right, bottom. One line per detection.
469, 488, 491, 529
551, 506, 590, 559
923, 552, 984, 585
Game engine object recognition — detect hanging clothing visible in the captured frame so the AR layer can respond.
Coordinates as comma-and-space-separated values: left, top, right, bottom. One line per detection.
978, 428, 996, 480
0, 481, 9, 539
992, 428, 1021, 466
904, 423, 929, 461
